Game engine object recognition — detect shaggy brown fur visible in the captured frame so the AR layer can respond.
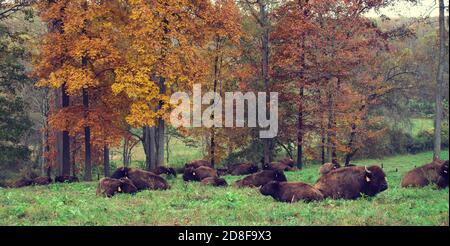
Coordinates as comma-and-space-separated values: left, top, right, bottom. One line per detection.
319, 163, 341, 175
279, 158, 295, 167
235, 170, 287, 188
401, 160, 449, 189
150, 166, 177, 178
314, 166, 388, 200
10, 178, 33, 188
32, 177, 52, 186
96, 178, 138, 197
228, 163, 259, 176
201, 177, 228, 187
263, 162, 292, 172
185, 160, 212, 169
183, 166, 218, 182
260, 181, 324, 203
111, 167, 170, 191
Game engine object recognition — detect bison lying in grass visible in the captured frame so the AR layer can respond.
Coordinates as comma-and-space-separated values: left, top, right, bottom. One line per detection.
150, 166, 177, 178
235, 170, 287, 188
401, 159, 449, 189
201, 177, 228, 187
263, 159, 299, 172
185, 160, 212, 169
260, 181, 324, 203
97, 178, 138, 197
183, 166, 218, 182
55, 176, 79, 183
33, 177, 52, 186
111, 167, 170, 191
319, 163, 341, 175
227, 163, 259, 176
314, 166, 388, 200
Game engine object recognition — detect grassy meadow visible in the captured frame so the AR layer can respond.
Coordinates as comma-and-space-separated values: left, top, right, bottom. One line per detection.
0, 150, 448, 226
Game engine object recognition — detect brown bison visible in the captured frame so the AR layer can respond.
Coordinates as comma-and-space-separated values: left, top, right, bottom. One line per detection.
279, 158, 295, 168
111, 167, 170, 191
260, 181, 324, 203
263, 162, 292, 172
235, 170, 287, 188
150, 166, 177, 178
185, 160, 212, 169
319, 163, 341, 175
314, 166, 388, 200
55, 176, 79, 183
32, 177, 52, 186
401, 160, 449, 189
201, 177, 228, 187
10, 178, 33, 188
183, 166, 218, 182
228, 163, 259, 176
217, 168, 229, 176
96, 178, 138, 198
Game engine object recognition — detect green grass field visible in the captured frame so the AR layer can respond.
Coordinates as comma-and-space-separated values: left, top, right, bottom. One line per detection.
0, 150, 448, 226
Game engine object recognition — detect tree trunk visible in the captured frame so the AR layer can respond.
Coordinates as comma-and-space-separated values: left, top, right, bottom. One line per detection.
327, 80, 338, 165
103, 145, 110, 177
297, 86, 304, 169
143, 126, 157, 170
61, 84, 71, 176
258, 0, 273, 165
123, 138, 130, 167
297, 34, 306, 169
156, 120, 165, 167
434, 0, 445, 160
156, 77, 166, 167
83, 88, 92, 181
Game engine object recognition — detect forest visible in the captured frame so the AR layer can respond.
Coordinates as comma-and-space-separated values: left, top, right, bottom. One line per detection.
0, 0, 448, 226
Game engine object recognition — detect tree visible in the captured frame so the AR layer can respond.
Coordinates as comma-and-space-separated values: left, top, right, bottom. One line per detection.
111, 0, 211, 170
0, 1, 32, 170
35, 0, 126, 178
434, 0, 447, 160
242, 0, 275, 165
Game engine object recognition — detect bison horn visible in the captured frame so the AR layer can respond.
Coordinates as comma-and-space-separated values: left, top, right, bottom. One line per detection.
365, 166, 372, 174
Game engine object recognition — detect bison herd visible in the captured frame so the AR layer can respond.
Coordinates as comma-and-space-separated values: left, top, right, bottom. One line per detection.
95, 158, 448, 203
3, 158, 448, 204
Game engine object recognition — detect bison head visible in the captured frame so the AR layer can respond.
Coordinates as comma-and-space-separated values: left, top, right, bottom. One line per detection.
440, 161, 449, 178
249, 164, 259, 173
182, 167, 199, 182
260, 181, 280, 197
111, 167, 130, 179
273, 170, 288, 182
119, 178, 138, 194
363, 166, 388, 196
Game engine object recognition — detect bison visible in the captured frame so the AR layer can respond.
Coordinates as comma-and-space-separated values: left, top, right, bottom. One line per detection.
235, 170, 287, 188
228, 163, 259, 176
319, 163, 341, 176
217, 168, 229, 176
401, 160, 449, 189
32, 177, 52, 186
111, 167, 170, 191
279, 158, 295, 168
185, 160, 212, 169
96, 178, 138, 197
314, 165, 388, 200
55, 176, 79, 183
263, 162, 292, 172
201, 177, 228, 187
260, 181, 324, 203
10, 178, 33, 188
150, 166, 177, 178
183, 166, 218, 182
